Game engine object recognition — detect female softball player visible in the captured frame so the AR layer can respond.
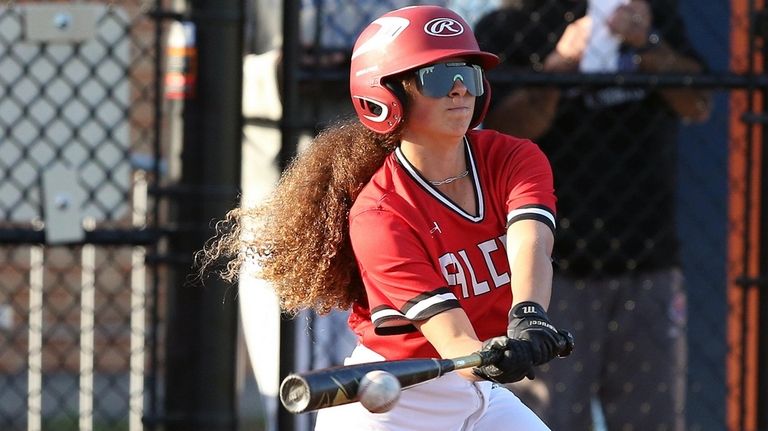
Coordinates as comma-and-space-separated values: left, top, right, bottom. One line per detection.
202, 5, 570, 430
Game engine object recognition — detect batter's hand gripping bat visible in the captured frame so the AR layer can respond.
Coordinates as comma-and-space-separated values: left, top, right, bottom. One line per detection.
279, 330, 574, 413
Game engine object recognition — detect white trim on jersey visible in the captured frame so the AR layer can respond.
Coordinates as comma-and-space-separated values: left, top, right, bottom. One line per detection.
507, 207, 556, 229
406, 291, 457, 318
371, 307, 403, 323
394, 136, 485, 222
371, 291, 458, 326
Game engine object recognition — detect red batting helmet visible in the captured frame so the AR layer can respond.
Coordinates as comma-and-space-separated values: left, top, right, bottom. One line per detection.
349, 6, 500, 134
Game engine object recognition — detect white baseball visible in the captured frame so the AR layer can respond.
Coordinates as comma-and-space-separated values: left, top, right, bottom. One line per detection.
357, 370, 401, 413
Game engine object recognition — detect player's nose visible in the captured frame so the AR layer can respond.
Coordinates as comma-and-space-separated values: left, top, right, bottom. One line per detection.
448, 79, 468, 97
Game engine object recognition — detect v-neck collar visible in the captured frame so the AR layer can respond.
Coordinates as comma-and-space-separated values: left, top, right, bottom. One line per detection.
394, 136, 484, 222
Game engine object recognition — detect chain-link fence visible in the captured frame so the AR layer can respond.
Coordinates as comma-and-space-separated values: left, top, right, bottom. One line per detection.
0, 1, 164, 430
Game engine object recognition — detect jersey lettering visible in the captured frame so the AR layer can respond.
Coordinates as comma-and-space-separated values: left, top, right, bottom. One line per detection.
438, 235, 510, 298
458, 249, 490, 296
438, 253, 468, 297
478, 238, 510, 288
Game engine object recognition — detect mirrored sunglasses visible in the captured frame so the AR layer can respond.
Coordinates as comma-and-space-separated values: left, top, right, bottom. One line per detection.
414, 62, 484, 98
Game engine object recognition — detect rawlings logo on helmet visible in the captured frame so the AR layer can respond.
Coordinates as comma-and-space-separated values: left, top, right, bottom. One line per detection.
423, 18, 464, 37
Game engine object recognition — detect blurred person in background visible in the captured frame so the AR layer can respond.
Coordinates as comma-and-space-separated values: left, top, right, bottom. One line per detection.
474, 0, 711, 430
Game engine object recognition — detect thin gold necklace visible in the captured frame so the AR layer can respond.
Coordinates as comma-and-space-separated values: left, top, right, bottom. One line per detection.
429, 169, 469, 186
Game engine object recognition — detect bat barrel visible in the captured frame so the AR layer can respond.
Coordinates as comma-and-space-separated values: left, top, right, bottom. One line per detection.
279, 358, 453, 413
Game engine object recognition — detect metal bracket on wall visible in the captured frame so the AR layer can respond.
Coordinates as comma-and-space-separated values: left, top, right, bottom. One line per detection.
42, 164, 85, 245
23, 3, 98, 43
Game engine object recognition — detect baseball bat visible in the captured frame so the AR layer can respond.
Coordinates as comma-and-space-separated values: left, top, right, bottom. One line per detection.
280, 330, 574, 414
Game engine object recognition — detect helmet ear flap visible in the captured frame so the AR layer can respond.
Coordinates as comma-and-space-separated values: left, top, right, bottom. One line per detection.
350, 83, 405, 134
384, 79, 409, 115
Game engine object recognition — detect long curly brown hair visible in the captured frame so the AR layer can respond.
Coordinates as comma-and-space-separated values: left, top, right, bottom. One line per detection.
198, 115, 401, 315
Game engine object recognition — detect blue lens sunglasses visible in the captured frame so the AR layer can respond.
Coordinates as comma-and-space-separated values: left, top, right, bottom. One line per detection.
414, 62, 484, 98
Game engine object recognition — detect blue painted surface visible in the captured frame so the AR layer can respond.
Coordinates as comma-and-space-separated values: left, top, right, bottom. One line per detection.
677, 1, 731, 429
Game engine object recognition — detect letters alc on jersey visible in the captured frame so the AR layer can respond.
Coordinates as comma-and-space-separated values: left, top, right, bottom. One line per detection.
348, 129, 557, 360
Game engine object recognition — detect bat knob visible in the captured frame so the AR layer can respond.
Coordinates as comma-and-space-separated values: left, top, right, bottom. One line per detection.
556, 330, 575, 358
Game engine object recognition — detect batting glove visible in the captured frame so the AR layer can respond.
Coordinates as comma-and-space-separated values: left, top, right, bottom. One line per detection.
507, 301, 563, 365
472, 336, 535, 384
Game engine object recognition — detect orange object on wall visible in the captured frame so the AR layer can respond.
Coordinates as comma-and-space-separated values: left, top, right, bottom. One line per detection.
165, 21, 197, 100
727, 1, 763, 430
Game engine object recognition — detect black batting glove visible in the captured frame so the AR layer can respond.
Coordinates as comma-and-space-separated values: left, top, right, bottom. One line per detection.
507, 301, 562, 365
472, 336, 535, 384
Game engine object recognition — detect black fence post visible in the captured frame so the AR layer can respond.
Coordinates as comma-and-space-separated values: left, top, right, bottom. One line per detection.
750, 6, 768, 429
277, 0, 300, 430
759, 24, 768, 429
163, 0, 243, 430
759, 136, 768, 430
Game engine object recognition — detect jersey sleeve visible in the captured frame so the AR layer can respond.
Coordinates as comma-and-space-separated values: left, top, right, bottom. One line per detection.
349, 207, 460, 335
500, 137, 557, 232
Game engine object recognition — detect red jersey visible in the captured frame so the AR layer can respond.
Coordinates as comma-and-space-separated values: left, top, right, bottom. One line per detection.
348, 129, 556, 360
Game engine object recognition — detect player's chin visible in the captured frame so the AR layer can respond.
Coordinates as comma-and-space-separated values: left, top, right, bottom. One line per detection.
448, 120, 473, 135
445, 113, 472, 134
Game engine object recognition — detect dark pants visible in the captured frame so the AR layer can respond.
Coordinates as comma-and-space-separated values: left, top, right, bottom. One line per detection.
509, 268, 687, 431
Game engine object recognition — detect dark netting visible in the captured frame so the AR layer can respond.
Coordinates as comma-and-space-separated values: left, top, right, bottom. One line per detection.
469, 2, 731, 429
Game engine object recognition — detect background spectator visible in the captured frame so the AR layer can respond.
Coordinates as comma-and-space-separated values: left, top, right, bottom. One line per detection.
475, 0, 711, 429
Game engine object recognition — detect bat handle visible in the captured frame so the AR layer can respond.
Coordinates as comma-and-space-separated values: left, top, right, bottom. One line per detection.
475, 348, 503, 366
474, 330, 573, 367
